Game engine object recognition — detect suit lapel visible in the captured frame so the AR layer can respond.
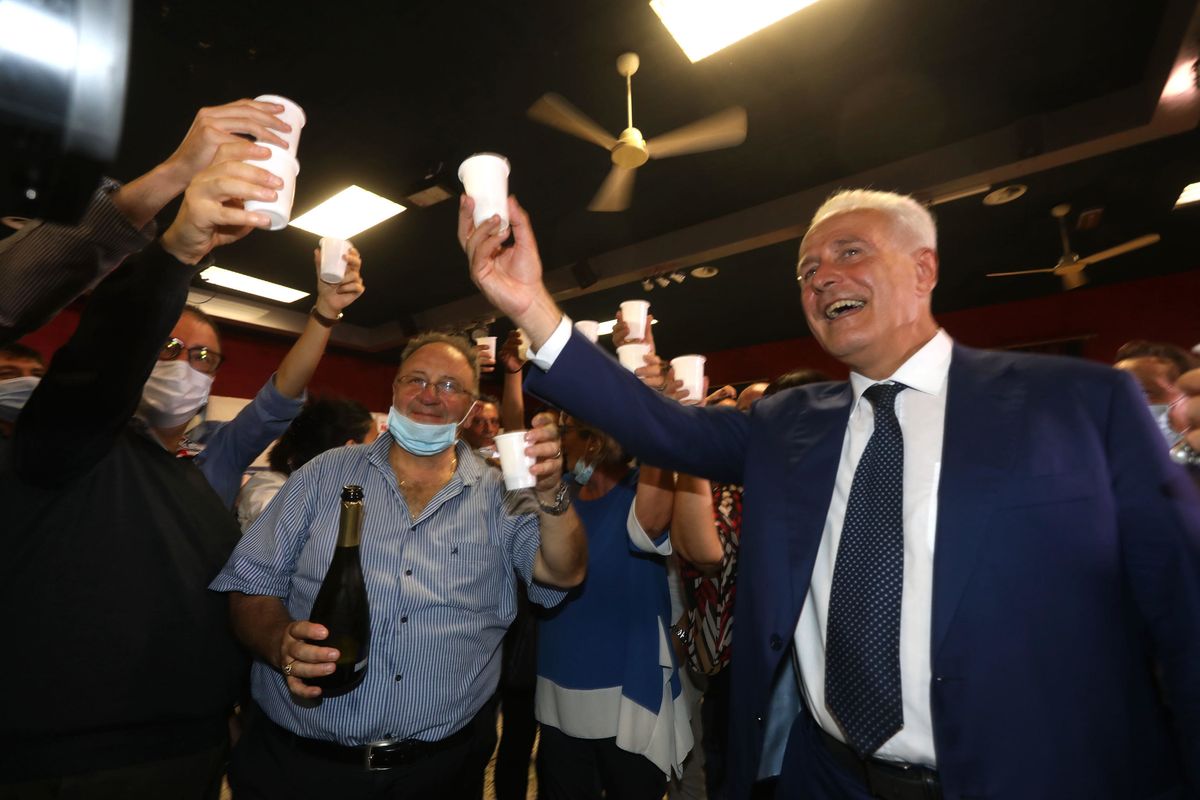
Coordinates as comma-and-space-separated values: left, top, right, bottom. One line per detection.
785, 383, 854, 617
931, 345, 1023, 659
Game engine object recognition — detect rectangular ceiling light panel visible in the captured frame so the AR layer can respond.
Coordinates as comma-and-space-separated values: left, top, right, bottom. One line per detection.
289, 185, 406, 240
650, 0, 821, 62
1175, 181, 1200, 209
199, 266, 310, 303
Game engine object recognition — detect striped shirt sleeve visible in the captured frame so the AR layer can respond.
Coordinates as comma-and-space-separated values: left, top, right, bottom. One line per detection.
1, 178, 156, 343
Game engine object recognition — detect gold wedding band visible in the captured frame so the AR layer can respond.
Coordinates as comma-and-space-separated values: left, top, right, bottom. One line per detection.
283, 660, 295, 677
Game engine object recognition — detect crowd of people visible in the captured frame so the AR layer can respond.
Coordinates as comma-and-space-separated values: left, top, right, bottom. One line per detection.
0, 95, 1198, 800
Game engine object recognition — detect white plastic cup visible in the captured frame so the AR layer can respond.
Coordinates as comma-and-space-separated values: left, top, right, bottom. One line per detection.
475, 336, 497, 362
319, 237, 352, 284
494, 430, 537, 490
670, 355, 707, 405
619, 300, 650, 341
616, 343, 652, 373
458, 153, 510, 234
515, 329, 530, 362
255, 94, 306, 156
574, 320, 599, 343
243, 143, 299, 231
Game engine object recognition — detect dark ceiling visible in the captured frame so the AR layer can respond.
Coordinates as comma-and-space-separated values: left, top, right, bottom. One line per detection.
111, 0, 1200, 356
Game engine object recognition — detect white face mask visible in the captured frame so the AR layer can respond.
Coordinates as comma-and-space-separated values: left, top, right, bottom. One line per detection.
0, 375, 40, 422
138, 360, 214, 428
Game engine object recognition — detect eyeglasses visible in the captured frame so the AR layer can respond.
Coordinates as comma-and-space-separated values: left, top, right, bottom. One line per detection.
395, 374, 474, 399
160, 337, 223, 374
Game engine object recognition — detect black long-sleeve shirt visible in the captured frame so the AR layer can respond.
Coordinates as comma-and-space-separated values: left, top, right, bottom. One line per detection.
0, 242, 246, 780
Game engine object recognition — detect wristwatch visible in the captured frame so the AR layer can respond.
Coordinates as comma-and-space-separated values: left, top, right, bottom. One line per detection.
670, 624, 692, 648
310, 306, 343, 327
537, 481, 572, 516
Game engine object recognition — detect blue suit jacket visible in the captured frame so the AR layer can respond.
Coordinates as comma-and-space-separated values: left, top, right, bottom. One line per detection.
527, 330, 1200, 800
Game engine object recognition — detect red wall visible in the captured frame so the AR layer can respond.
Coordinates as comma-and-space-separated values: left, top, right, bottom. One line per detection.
20, 269, 1200, 402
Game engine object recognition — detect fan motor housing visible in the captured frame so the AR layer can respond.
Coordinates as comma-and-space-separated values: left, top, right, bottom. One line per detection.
612, 127, 650, 168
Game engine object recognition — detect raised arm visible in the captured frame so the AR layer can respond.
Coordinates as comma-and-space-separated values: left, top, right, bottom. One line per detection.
498, 330, 527, 431
0, 99, 290, 343
526, 411, 587, 587
13, 141, 278, 486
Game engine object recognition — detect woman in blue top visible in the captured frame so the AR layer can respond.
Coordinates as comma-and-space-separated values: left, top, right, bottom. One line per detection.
534, 413, 692, 800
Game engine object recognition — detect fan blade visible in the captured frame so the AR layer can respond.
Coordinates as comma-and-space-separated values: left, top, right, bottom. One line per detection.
528, 93, 617, 152
985, 268, 1058, 277
1061, 271, 1088, 290
646, 106, 747, 159
1077, 234, 1160, 266
588, 166, 636, 212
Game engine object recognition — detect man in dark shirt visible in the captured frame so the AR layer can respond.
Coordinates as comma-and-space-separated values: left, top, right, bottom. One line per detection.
0, 138, 280, 798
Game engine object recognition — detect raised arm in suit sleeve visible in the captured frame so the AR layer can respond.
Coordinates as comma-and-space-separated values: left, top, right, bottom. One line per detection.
525, 329, 750, 485
1109, 370, 1200, 784
13, 243, 200, 486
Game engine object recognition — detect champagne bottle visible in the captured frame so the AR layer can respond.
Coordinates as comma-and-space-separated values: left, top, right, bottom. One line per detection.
307, 485, 371, 696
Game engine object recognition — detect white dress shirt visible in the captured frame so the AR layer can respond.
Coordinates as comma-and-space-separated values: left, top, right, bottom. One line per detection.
794, 328, 952, 766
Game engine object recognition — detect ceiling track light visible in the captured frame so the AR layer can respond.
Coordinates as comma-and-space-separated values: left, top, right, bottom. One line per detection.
655, 275, 671, 288
668, 271, 686, 283
642, 278, 655, 291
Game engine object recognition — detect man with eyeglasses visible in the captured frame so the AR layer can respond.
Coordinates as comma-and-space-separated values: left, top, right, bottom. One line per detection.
213, 331, 587, 799
0, 137, 293, 797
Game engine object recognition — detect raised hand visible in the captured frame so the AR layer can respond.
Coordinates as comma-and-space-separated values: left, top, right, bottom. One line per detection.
497, 329, 527, 374
313, 245, 365, 317
160, 140, 279, 264
162, 98, 291, 187
526, 410, 565, 493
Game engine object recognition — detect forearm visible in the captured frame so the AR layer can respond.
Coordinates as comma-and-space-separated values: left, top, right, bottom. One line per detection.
501, 367, 526, 431
532, 504, 588, 587
229, 591, 293, 668
671, 474, 724, 570
635, 465, 675, 537
514, 289, 563, 351
110, 162, 189, 229
274, 315, 332, 398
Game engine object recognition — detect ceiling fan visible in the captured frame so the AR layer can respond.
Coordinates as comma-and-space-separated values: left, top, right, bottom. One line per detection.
527, 52, 748, 212
986, 203, 1160, 290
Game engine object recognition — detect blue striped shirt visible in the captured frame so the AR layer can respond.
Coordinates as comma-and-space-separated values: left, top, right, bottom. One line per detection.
210, 434, 565, 744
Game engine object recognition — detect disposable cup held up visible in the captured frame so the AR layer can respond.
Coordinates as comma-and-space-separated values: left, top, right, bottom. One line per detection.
254, 94, 306, 156
617, 343, 652, 373
494, 430, 537, 490
319, 237, 352, 284
670, 355, 707, 405
459, 153, 510, 234
243, 143, 299, 231
619, 300, 650, 341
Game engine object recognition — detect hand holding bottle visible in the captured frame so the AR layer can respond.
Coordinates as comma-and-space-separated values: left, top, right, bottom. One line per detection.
277, 620, 340, 699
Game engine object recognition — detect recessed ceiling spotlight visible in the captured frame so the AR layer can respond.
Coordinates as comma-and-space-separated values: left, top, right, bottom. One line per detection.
983, 184, 1028, 206
691, 265, 719, 278
642, 278, 655, 291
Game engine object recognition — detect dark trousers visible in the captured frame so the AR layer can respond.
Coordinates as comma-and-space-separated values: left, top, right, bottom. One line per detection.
493, 686, 537, 800
702, 669, 732, 800
0, 743, 227, 800
228, 703, 493, 800
535, 724, 666, 800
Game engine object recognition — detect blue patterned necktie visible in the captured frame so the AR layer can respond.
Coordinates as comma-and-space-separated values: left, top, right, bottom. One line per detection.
825, 381, 907, 757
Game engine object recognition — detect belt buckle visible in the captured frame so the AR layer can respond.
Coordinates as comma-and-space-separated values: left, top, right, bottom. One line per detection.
364, 739, 403, 772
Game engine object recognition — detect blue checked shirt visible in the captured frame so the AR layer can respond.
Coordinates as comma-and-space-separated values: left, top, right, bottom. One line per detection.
210, 435, 566, 744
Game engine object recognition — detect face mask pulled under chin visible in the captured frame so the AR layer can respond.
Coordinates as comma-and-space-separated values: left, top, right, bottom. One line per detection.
138, 360, 214, 429
388, 401, 476, 456
0, 375, 40, 422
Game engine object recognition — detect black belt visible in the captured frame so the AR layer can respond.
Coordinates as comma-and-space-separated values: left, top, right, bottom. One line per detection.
269, 715, 477, 771
818, 728, 942, 800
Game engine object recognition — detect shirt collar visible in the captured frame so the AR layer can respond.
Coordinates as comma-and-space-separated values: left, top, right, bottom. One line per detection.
367, 432, 482, 487
849, 328, 953, 408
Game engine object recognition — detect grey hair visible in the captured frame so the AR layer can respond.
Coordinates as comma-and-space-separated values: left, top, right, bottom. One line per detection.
807, 189, 937, 251
399, 332, 480, 386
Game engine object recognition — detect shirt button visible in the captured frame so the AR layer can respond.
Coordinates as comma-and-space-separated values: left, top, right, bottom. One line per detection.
401, 616, 408, 624
769, 634, 783, 651
404, 569, 413, 576
394, 675, 402, 682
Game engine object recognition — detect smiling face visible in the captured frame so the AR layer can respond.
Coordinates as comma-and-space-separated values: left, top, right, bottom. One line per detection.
461, 401, 500, 448
392, 343, 478, 426
797, 208, 939, 379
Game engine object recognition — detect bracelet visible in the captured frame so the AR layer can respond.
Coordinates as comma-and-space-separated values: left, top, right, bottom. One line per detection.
1170, 439, 1200, 467
310, 307, 343, 328
537, 481, 572, 515
670, 624, 692, 648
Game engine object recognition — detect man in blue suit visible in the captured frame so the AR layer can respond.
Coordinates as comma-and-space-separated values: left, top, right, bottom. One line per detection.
458, 189, 1200, 800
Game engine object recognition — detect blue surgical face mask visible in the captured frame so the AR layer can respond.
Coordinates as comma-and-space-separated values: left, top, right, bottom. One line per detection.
571, 456, 596, 485
0, 375, 40, 422
388, 402, 475, 456
1148, 403, 1177, 445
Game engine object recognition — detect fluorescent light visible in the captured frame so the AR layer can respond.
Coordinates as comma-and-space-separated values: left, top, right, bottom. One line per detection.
289, 185, 406, 239
596, 318, 660, 336
0, 1, 78, 71
650, 0, 820, 62
199, 266, 310, 303
1175, 181, 1200, 209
